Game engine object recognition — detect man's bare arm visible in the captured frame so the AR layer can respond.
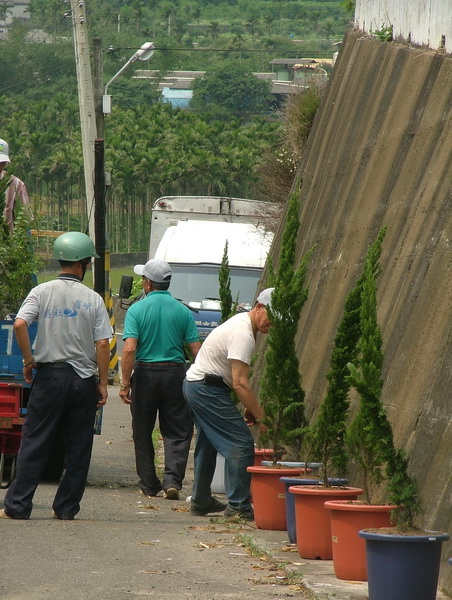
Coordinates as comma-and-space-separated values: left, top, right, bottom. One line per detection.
230, 359, 266, 432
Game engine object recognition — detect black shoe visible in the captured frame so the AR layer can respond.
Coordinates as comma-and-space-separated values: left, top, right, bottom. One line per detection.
52, 511, 74, 520
140, 487, 163, 498
224, 505, 254, 521
190, 497, 227, 516
0, 508, 28, 520
163, 488, 180, 500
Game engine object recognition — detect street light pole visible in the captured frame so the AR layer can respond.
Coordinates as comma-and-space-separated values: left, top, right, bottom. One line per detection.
102, 41, 155, 114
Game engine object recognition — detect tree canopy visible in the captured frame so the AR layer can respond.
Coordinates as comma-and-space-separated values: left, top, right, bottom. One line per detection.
191, 63, 273, 117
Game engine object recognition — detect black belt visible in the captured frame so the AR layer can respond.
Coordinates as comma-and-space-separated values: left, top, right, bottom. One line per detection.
136, 361, 182, 369
202, 374, 232, 390
36, 362, 73, 369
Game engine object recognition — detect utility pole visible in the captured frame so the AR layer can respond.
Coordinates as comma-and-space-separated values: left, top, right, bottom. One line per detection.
93, 37, 106, 299
71, 0, 96, 241
92, 37, 119, 384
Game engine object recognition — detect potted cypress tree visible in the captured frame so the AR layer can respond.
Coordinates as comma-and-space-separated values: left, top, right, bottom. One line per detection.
289, 230, 388, 559
326, 226, 448, 590
323, 227, 396, 578
288, 230, 387, 557
247, 189, 315, 531
358, 443, 448, 599
284, 230, 376, 545
309, 228, 383, 484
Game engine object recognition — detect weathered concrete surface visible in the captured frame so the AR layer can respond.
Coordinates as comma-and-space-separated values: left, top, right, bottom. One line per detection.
253, 30, 452, 595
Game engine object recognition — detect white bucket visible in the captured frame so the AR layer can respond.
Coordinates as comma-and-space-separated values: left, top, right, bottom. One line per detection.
211, 453, 225, 494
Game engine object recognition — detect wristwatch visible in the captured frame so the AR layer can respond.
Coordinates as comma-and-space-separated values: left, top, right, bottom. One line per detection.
22, 358, 34, 366
120, 383, 130, 391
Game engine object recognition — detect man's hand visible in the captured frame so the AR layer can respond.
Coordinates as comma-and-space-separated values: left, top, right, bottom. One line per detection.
97, 382, 108, 407
119, 386, 132, 405
22, 362, 35, 384
244, 408, 257, 425
244, 409, 268, 433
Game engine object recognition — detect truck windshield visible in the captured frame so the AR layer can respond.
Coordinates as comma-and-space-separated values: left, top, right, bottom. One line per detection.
169, 264, 263, 308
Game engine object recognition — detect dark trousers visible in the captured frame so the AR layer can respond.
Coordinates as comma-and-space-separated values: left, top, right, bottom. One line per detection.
4, 366, 97, 519
131, 363, 193, 496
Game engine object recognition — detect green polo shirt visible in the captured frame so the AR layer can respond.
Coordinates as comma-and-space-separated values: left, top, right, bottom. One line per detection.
123, 290, 199, 363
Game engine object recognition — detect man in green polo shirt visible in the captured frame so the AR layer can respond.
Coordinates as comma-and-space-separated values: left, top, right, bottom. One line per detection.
119, 259, 201, 500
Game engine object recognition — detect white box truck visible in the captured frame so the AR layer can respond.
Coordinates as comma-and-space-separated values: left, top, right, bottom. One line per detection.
148, 196, 277, 258
119, 196, 276, 338
154, 219, 273, 338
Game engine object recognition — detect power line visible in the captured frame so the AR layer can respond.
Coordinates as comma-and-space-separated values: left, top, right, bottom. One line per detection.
112, 45, 336, 56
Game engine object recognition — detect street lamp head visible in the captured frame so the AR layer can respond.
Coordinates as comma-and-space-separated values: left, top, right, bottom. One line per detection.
133, 41, 155, 62
103, 41, 156, 113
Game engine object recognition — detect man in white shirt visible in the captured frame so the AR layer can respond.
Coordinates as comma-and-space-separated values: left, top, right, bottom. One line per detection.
183, 288, 273, 521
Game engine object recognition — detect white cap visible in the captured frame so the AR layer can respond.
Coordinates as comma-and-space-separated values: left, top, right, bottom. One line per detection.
256, 287, 274, 308
0, 139, 10, 163
134, 259, 172, 283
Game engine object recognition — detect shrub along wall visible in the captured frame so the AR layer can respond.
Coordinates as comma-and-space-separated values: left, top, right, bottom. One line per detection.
253, 30, 451, 595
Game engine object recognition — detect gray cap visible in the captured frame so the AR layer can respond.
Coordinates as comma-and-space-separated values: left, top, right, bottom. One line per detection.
0, 139, 10, 163
256, 287, 274, 307
134, 259, 172, 283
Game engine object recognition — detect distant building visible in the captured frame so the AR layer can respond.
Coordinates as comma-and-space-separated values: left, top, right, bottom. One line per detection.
269, 58, 328, 85
161, 88, 193, 109
134, 58, 327, 109
0, 0, 30, 40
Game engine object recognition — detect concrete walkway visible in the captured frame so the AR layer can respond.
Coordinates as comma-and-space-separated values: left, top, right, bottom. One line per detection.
1, 385, 449, 600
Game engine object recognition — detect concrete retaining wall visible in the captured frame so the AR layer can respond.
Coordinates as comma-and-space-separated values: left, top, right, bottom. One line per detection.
253, 30, 451, 594
355, 0, 452, 52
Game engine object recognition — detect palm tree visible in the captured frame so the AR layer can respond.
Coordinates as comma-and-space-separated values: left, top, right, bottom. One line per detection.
208, 21, 220, 43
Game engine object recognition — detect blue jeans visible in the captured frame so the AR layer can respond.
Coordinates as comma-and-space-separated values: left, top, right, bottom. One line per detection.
182, 379, 254, 511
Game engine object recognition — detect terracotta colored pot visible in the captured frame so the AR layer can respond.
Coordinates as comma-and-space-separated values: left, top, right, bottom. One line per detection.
325, 500, 395, 581
253, 448, 275, 466
248, 465, 308, 530
289, 486, 363, 559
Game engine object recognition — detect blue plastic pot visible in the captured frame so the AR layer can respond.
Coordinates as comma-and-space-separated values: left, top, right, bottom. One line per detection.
359, 529, 449, 600
280, 477, 318, 543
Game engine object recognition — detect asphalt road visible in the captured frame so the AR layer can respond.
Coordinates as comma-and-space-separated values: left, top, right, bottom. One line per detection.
2, 387, 449, 600
0, 385, 306, 600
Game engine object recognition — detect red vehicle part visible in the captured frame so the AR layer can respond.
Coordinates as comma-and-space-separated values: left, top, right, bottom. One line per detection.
0, 383, 24, 488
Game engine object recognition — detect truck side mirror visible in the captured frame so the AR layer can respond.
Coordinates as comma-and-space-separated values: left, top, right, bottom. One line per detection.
119, 275, 133, 299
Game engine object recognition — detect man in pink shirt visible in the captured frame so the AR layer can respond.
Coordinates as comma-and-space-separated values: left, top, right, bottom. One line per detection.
0, 138, 30, 231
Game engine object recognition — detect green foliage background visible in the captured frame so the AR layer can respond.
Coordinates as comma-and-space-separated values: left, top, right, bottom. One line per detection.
1, 0, 350, 253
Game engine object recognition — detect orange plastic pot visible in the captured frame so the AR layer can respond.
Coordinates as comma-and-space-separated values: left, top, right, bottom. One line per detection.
325, 500, 395, 581
289, 486, 363, 559
248, 465, 308, 530
253, 448, 275, 466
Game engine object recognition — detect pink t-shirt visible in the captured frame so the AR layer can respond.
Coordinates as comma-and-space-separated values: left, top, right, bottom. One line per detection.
1, 171, 30, 231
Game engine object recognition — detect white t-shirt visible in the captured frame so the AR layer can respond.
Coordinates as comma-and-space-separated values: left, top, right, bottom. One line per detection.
16, 276, 112, 378
186, 312, 255, 388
